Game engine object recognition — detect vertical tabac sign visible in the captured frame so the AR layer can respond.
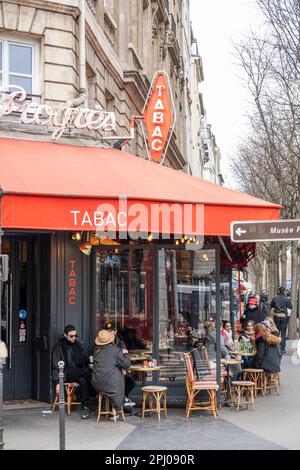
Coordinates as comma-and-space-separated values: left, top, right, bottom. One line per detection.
142, 71, 176, 164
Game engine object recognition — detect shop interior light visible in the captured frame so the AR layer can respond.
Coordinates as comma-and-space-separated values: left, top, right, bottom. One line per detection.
79, 241, 92, 255
72, 232, 82, 241
90, 233, 121, 246
80, 233, 92, 255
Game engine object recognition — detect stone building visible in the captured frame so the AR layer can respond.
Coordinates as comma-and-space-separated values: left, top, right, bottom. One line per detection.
0, 0, 207, 172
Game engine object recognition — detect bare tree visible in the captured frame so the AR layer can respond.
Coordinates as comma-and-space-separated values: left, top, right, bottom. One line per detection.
231, 0, 300, 338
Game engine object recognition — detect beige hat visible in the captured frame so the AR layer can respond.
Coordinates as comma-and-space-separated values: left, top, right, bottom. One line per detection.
95, 329, 114, 346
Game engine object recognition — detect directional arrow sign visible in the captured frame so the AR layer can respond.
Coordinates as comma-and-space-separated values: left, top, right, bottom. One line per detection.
231, 219, 300, 243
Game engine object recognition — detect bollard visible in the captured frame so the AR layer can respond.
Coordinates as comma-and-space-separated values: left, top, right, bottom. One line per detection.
58, 361, 65, 450
0, 342, 8, 451
0, 358, 4, 450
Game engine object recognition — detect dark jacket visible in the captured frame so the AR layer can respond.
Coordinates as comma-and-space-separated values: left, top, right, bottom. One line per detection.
271, 294, 292, 315
252, 329, 281, 373
52, 337, 88, 383
241, 306, 266, 326
91, 343, 131, 409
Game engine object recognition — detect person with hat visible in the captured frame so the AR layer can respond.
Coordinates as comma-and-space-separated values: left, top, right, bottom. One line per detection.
103, 322, 136, 410
271, 287, 292, 354
91, 329, 131, 420
240, 296, 266, 328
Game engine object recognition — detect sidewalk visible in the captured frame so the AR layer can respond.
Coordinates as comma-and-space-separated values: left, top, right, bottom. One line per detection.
2, 341, 300, 450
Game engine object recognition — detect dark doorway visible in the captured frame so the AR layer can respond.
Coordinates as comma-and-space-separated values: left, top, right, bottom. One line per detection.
1, 235, 51, 401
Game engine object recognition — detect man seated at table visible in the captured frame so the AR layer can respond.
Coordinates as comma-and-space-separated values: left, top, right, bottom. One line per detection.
104, 322, 136, 411
52, 324, 94, 419
121, 326, 147, 351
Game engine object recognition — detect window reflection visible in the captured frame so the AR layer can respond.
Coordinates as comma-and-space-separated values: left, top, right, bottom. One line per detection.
95, 248, 153, 351
158, 248, 216, 382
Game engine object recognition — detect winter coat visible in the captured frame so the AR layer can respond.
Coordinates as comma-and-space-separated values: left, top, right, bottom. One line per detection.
240, 306, 266, 327
271, 294, 292, 316
252, 329, 281, 373
52, 337, 88, 383
91, 343, 131, 410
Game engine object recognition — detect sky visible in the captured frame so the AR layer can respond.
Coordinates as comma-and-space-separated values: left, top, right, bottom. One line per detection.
190, 0, 265, 186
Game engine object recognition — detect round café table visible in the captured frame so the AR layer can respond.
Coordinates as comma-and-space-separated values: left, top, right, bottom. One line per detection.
221, 359, 244, 403
129, 365, 161, 384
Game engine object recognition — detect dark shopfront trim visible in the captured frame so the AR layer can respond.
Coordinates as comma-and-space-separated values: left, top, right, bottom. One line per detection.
2, 232, 224, 405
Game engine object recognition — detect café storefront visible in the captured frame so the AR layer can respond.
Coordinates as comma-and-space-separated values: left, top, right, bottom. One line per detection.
0, 137, 281, 404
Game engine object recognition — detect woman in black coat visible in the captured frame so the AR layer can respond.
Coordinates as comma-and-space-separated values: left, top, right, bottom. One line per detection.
252, 322, 281, 373
91, 330, 131, 413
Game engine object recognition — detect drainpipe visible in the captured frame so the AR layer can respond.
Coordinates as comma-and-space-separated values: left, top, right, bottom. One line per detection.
79, 0, 87, 97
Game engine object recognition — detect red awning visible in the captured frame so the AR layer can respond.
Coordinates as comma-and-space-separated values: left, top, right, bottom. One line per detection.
0, 138, 281, 234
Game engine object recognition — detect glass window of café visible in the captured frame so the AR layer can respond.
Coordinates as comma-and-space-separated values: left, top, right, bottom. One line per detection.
95, 247, 153, 353
157, 248, 217, 383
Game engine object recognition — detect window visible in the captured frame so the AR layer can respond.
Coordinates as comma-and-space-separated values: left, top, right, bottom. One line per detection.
158, 248, 217, 382
0, 37, 39, 97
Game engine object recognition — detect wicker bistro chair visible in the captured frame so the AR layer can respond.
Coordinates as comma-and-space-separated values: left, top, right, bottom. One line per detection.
231, 381, 255, 412
97, 392, 125, 424
242, 369, 266, 396
264, 372, 280, 396
192, 347, 227, 402
52, 382, 80, 415
141, 386, 168, 422
184, 352, 219, 419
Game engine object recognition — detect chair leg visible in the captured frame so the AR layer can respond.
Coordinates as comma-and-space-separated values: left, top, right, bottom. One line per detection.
52, 395, 58, 412
141, 392, 146, 420
210, 391, 217, 419
156, 393, 161, 422
250, 387, 255, 411
149, 395, 153, 416
97, 394, 102, 423
186, 395, 193, 419
236, 387, 241, 412
163, 391, 167, 418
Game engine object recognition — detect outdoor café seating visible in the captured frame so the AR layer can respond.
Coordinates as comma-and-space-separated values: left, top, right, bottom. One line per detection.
264, 372, 280, 396
51, 382, 80, 415
231, 380, 255, 412
242, 368, 266, 396
141, 386, 168, 422
97, 392, 126, 423
184, 352, 219, 419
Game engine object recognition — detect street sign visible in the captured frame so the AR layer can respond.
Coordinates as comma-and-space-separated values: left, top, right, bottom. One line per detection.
230, 219, 300, 243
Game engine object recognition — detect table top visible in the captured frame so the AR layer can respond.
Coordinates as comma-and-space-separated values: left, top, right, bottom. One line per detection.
128, 355, 151, 361
130, 350, 152, 355
129, 365, 161, 372
230, 351, 256, 357
221, 359, 243, 366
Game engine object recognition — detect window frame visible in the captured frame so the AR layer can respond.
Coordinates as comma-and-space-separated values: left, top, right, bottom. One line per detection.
0, 35, 40, 98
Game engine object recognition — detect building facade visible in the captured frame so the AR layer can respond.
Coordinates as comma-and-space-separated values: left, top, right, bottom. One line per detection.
0, 0, 238, 406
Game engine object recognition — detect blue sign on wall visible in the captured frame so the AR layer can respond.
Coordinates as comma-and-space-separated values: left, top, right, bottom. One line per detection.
18, 309, 27, 319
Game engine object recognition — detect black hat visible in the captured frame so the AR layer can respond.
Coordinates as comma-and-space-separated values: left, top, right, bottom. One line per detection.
104, 322, 117, 331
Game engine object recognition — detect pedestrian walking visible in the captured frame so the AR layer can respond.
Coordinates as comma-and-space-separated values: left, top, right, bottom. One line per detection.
240, 296, 266, 327
271, 287, 292, 354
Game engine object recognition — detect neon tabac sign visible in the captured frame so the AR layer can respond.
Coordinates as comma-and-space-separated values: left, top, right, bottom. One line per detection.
142, 70, 176, 165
